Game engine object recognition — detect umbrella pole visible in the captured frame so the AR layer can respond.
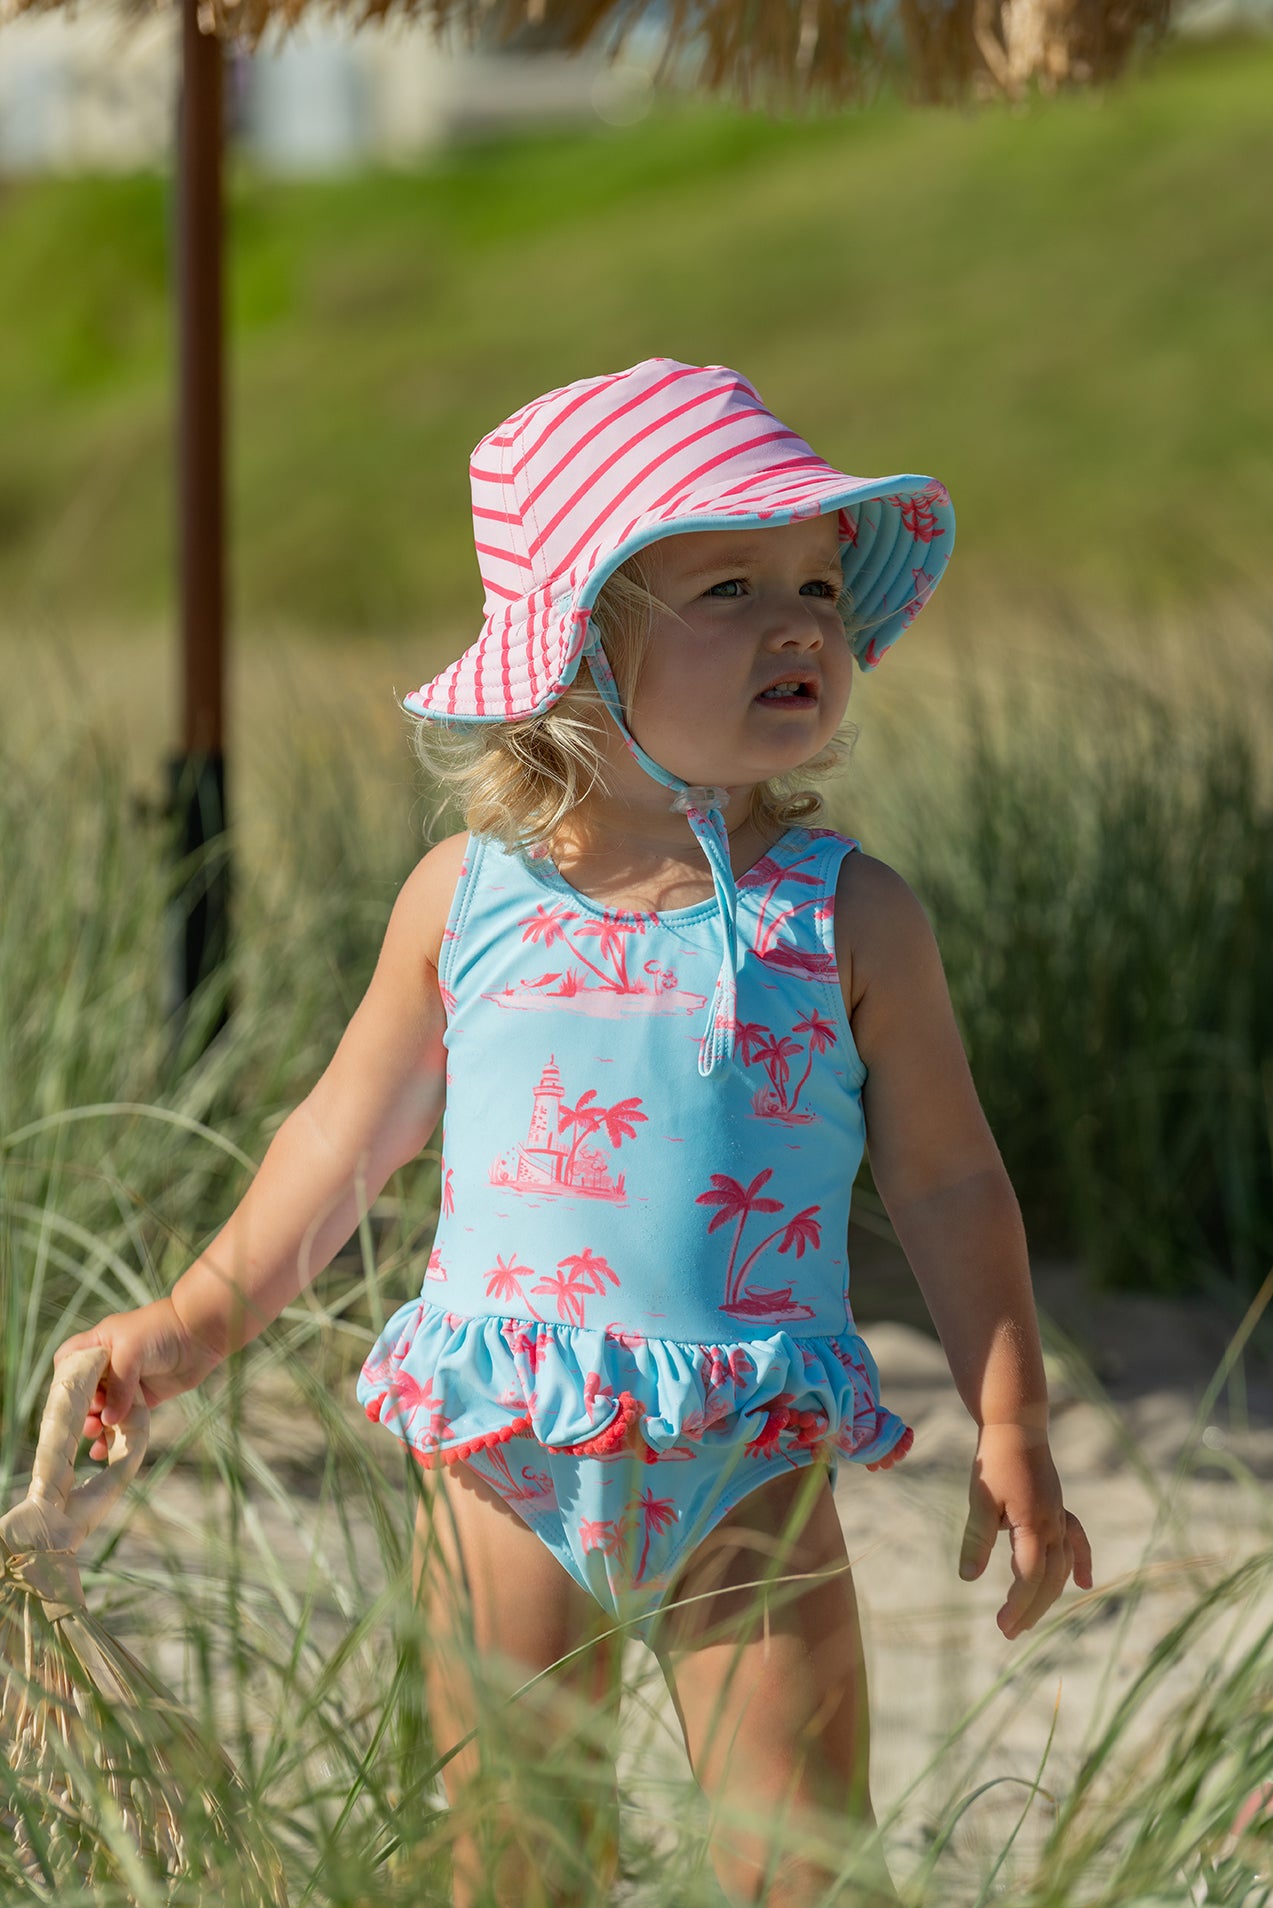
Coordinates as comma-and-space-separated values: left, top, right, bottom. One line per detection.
170, 0, 229, 1046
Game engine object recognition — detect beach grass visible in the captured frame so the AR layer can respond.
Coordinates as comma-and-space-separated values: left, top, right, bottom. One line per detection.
2, 591, 1272, 1901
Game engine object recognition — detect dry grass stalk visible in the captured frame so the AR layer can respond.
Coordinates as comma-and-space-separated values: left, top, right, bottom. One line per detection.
0, 0, 1175, 101
0, 1348, 288, 1904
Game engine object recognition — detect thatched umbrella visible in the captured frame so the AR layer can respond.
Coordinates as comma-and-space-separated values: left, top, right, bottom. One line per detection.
0, 0, 1175, 1042
0, 1347, 288, 1902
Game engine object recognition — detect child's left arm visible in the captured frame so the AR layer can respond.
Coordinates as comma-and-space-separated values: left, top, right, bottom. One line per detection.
840, 853, 1094, 1638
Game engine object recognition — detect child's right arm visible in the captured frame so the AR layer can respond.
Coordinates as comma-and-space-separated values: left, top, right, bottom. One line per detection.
54, 833, 468, 1459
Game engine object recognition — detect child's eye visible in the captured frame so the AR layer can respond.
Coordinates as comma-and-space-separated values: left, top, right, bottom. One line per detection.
802, 580, 841, 599
705, 579, 746, 598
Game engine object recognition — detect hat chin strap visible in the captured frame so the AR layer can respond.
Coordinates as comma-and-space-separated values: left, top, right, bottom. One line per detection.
584, 638, 738, 1078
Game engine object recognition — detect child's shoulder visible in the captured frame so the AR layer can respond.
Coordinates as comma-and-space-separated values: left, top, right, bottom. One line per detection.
832, 847, 940, 1015
397, 830, 470, 970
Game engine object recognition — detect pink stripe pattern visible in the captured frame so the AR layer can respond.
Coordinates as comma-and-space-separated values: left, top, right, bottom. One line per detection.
406, 358, 953, 725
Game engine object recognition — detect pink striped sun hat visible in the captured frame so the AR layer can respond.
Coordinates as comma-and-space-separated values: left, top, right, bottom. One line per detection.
406, 357, 953, 726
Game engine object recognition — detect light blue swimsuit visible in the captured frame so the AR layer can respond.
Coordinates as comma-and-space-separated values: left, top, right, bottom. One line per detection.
359, 823, 912, 1644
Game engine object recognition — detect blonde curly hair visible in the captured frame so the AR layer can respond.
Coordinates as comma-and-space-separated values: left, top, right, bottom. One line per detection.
411, 551, 859, 853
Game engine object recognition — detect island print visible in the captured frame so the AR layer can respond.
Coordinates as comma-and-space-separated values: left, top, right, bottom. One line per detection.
488, 1056, 647, 1202
480, 903, 709, 1019
742, 835, 841, 983
697, 1165, 820, 1322
735, 1010, 839, 1125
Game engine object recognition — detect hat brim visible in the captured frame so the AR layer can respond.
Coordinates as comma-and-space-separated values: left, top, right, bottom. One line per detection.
405, 470, 952, 724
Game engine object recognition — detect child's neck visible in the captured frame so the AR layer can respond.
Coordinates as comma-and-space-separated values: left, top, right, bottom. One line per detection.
549, 794, 784, 893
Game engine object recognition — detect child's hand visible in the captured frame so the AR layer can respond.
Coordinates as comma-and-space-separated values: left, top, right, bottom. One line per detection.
54, 1300, 224, 1461
958, 1422, 1093, 1639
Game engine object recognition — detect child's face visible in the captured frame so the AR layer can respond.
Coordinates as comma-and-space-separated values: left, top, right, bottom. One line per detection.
627, 515, 852, 792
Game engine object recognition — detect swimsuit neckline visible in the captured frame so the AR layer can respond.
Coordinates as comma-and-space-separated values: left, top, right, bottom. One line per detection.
522, 824, 809, 923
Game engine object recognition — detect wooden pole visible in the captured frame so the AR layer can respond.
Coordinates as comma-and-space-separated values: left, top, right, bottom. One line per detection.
170, 0, 229, 1042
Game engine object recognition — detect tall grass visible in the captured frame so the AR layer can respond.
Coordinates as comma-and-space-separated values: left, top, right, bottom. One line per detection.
2, 604, 1271, 1901
872, 683, 1273, 1297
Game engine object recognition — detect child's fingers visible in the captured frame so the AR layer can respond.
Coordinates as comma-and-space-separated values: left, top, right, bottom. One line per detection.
959, 1476, 1002, 1582
1066, 1510, 1094, 1590
998, 1523, 1072, 1637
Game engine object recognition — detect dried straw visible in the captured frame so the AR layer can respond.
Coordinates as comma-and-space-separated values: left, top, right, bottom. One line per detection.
0, 0, 1175, 102
0, 1348, 288, 1905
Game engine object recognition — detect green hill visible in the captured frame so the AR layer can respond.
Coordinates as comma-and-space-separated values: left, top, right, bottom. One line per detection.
2, 37, 1270, 642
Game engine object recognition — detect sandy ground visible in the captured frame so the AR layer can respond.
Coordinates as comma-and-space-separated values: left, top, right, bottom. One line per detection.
40, 1257, 1273, 1904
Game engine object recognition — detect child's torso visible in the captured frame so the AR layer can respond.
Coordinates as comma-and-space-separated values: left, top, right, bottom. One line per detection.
431, 825, 868, 1344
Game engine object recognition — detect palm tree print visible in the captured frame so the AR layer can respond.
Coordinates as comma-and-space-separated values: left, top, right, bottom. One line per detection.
488, 902, 704, 1019
558, 1089, 648, 1180
579, 1512, 636, 1561
519, 903, 652, 994
485, 1253, 544, 1319
575, 910, 649, 991
531, 1248, 621, 1328
636, 1489, 678, 1581
366, 1369, 450, 1447
696, 1167, 820, 1318
751, 850, 826, 965
737, 1011, 838, 1122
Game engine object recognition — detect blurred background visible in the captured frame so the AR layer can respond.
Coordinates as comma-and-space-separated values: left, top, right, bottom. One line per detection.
2, 0, 1272, 1325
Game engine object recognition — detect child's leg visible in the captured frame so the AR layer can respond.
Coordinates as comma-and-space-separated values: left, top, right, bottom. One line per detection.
649, 1462, 892, 1908
413, 1456, 622, 1908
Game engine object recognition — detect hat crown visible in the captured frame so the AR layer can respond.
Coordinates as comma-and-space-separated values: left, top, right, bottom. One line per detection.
471, 358, 824, 618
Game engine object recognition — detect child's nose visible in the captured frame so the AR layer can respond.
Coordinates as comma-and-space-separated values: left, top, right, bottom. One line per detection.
763, 595, 825, 647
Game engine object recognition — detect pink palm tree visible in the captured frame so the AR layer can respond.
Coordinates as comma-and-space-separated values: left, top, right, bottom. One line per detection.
563, 1247, 621, 1302
441, 1166, 455, 1216
598, 1095, 646, 1147
531, 1263, 597, 1328
580, 1515, 634, 1560
519, 902, 578, 950
559, 1089, 603, 1172
372, 1371, 449, 1446
753, 855, 822, 959
724, 1206, 823, 1317
735, 1021, 770, 1064
754, 1031, 803, 1107
695, 1169, 783, 1305
485, 1253, 544, 1319
576, 911, 648, 991
635, 1490, 678, 1581
501, 1318, 550, 1371
787, 1011, 839, 1112
559, 1090, 647, 1181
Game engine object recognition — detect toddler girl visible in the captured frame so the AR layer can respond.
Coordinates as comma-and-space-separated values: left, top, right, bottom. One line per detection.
59, 359, 1092, 1908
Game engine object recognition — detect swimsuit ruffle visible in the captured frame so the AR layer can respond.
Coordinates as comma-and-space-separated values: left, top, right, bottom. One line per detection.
358, 1297, 912, 1472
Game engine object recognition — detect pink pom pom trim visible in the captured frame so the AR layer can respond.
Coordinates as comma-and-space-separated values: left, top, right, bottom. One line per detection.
411, 1412, 535, 1470
555, 1390, 646, 1457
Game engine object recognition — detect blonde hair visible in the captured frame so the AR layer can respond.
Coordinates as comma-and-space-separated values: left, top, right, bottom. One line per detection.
411, 551, 860, 853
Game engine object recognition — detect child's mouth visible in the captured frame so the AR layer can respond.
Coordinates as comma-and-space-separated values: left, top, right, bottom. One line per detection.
755, 683, 818, 707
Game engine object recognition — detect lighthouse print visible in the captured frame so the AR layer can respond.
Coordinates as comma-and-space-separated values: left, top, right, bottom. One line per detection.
489, 1056, 646, 1203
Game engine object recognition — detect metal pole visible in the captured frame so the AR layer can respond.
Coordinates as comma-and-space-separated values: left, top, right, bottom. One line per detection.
170, 0, 229, 1044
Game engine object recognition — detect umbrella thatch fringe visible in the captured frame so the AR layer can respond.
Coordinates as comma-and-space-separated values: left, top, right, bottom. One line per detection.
0, 0, 1175, 100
